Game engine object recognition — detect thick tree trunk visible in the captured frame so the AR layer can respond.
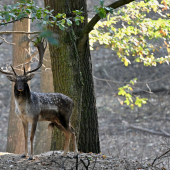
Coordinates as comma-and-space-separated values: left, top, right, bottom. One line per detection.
34, 45, 53, 154
44, 0, 100, 153
44, 0, 83, 151
78, 39, 100, 153
6, 0, 30, 153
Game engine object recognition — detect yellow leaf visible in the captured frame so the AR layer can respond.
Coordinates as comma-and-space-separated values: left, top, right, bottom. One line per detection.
102, 155, 106, 158
124, 59, 129, 66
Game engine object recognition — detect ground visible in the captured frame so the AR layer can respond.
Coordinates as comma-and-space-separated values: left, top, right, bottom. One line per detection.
0, 151, 161, 170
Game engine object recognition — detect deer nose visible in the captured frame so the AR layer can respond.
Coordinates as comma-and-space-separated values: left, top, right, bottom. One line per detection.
18, 85, 24, 91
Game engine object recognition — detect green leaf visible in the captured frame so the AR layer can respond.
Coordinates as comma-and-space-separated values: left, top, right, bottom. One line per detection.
100, 0, 104, 6
44, 14, 49, 21
53, 16, 57, 21
66, 19, 72, 26
75, 18, 80, 25
124, 99, 130, 105
9, 13, 16, 18
59, 24, 65, 30
5, 13, 10, 21
130, 80, 134, 85
4, 5, 7, 11
56, 13, 65, 18
46, 37, 58, 45
118, 89, 126, 96
0, 16, 4, 20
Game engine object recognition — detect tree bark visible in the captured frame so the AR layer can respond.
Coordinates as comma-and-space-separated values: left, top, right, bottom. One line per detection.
34, 45, 53, 154
6, 0, 30, 154
44, 0, 100, 153
78, 39, 100, 153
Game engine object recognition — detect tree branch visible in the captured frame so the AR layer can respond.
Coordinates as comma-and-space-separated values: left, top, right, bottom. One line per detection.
0, 17, 40, 26
152, 149, 170, 166
132, 87, 169, 94
0, 31, 39, 35
78, 0, 135, 56
82, 0, 135, 36
0, 37, 14, 45
128, 125, 170, 138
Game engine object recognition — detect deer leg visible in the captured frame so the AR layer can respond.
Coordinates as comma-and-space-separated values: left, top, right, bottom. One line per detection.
63, 131, 71, 156
53, 121, 71, 156
29, 120, 37, 160
69, 126, 78, 156
21, 121, 28, 158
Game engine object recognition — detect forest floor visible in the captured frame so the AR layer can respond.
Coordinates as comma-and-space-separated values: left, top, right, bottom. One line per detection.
0, 151, 161, 170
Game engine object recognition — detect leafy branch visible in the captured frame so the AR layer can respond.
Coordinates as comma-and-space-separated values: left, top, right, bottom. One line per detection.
90, 0, 170, 66
118, 78, 148, 109
0, 1, 84, 30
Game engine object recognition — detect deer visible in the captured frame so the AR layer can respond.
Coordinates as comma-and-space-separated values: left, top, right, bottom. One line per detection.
0, 39, 78, 160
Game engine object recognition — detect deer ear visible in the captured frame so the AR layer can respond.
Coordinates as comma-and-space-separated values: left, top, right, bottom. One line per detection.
6, 76, 16, 82
26, 74, 35, 81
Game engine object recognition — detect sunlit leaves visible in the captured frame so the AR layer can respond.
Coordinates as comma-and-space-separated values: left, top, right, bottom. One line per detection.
118, 79, 148, 109
90, 0, 170, 67
135, 97, 148, 107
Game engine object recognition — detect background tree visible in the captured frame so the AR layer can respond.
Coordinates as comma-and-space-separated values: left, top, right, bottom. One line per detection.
6, 0, 31, 154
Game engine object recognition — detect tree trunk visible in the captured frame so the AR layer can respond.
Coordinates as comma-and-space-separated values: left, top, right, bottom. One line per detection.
44, 0, 100, 153
6, 0, 30, 154
34, 45, 53, 154
78, 39, 100, 153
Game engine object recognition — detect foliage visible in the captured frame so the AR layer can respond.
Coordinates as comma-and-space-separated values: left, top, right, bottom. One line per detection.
94, 0, 113, 19
0, 0, 84, 44
118, 78, 148, 109
89, 0, 170, 108
90, 0, 170, 66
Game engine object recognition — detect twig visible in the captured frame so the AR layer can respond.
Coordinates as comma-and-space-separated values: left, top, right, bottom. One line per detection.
80, 156, 90, 170
93, 73, 170, 85
0, 31, 39, 35
76, 155, 78, 170
60, 157, 68, 170
0, 36, 15, 45
128, 125, 170, 138
92, 157, 97, 170
152, 149, 170, 166
160, 129, 170, 136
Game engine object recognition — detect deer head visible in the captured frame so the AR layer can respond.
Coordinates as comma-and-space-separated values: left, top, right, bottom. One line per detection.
0, 39, 47, 93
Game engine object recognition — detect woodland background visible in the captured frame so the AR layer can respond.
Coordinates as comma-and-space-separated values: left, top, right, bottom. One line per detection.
0, 0, 170, 169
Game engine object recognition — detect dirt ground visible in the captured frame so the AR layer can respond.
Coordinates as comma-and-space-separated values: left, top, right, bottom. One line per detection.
0, 151, 161, 170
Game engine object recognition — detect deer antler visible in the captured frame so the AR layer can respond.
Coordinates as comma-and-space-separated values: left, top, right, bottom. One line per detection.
24, 38, 47, 75
0, 38, 47, 77
0, 65, 15, 76
10, 65, 18, 76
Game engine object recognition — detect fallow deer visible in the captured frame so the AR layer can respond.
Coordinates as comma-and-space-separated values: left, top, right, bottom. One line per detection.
0, 39, 78, 160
